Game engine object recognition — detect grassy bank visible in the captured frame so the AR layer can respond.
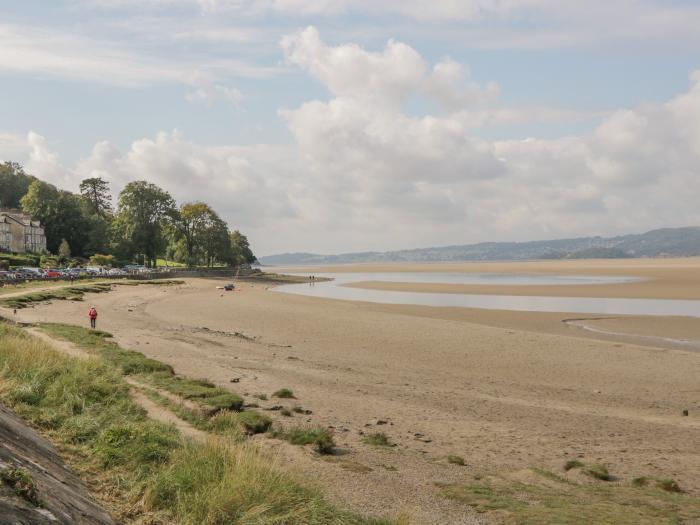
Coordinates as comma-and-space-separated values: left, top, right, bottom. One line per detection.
439, 467, 700, 524
0, 322, 394, 524
0, 279, 183, 309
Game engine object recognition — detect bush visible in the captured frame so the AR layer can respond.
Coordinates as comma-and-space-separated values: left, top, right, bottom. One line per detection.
363, 433, 392, 447
0, 467, 40, 505
585, 464, 612, 481
657, 479, 682, 493
272, 388, 295, 399
564, 460, 584, 471
447, 455, 465, 466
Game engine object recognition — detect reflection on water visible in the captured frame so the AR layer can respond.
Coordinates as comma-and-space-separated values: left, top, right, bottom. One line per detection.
272, 272, 700, 318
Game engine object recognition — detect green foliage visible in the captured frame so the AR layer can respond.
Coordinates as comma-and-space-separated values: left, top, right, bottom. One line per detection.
58, 239, 71, 260
0, 467, 40, 505
1, 283, 113, 309
228, 230, 256, 265
363, 433, 392, 447
89, 253, 115, 267
21, 180, 90, 255
440, 469, 700, 524
564, 460, 584, 471
79, 177, 112, 217
0, 162, 35, 209
585, 464, 612, 481
114, 181, 176, 267
271, 426, 336, 454
447, 455, 465, 466
272, 388, 295, 399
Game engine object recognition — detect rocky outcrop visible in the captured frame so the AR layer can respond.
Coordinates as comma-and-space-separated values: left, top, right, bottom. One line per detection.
0, 403, 114, 525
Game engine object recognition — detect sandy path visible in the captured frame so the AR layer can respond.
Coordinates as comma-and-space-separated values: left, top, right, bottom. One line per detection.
6, 267, 700, 524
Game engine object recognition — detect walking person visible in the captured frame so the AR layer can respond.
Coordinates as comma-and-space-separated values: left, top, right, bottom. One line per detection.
88, 306, 98, 329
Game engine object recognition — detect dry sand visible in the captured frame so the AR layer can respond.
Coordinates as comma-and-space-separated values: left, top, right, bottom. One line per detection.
7, 259, 700, 524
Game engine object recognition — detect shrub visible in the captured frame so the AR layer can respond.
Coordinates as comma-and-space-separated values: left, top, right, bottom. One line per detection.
657, 479, 682, 493
363, 432, 392, 447
447, 455, 465, 466
272, 388, 295, 399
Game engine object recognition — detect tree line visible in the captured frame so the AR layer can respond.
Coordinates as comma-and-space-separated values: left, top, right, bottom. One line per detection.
0, 162, 255, 267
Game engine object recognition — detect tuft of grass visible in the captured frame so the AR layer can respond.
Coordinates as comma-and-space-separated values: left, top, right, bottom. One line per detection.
148, 374, 244, 412
633, 476, 650, 487
253, 393, 268, 401
657, 479, 682, 493
271, 426, 336, 454
363, 432, 393, 447
564, 459, 584, 471
0, 467, 40, 506
585, 464, 612, 481
280, 408, 292, 417
234, 411, 273, 434
272, 388, 295, 399
447, 455, 465, 466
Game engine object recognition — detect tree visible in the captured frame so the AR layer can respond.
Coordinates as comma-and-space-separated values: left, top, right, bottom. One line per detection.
114, 181, 175, 267
0, 162, 34, 209
89, 253, 115, 267
228, 230, 256, 266
79, 177, 112, 217
58, 239, 71, 261
21, 180, 90, 255
171, 202, 218, 266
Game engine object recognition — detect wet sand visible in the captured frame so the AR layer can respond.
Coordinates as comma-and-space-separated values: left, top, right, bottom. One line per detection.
6, 260, 700, 524
287, 257, 700, 299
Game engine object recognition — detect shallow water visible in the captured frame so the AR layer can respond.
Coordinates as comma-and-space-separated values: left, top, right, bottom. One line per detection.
272, 272, 700, 318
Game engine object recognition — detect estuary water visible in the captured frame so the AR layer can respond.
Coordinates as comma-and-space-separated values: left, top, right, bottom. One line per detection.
271, 272, 700, 318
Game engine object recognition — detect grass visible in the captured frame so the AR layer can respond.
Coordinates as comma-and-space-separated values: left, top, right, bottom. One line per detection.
363, 432, 393, 447
0, 322, 393, 524
0, 279, 183, 308
447, 455, 465, 466
439, 468, 700, 524
584, 464, 612, 482
272, 388, 295, 399
280, 408, 292, 417
0, 466, 40, 505
37, 323, 242, 413
271, 425, 336, 454
564, 459, 584, 471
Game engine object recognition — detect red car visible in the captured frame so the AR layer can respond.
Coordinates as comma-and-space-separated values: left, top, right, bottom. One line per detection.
44, 269, 63, 278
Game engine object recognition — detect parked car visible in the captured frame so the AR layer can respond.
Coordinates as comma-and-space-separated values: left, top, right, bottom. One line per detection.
44, 268, 64, 278
17, 267, 44, 278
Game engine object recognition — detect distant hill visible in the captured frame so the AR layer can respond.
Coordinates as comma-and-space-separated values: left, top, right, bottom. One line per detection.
259, 227, 700, 265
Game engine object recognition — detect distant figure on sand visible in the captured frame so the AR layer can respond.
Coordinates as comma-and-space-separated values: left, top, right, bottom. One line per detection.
88, 306, 98, 329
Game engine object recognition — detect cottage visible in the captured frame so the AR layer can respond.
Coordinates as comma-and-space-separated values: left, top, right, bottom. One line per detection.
0, 210, 47, 253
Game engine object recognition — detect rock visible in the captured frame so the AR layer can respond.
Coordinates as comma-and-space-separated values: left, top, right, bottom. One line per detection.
230, 378, 241, 383
0, 405, 114, 525
682, 409, 689, 416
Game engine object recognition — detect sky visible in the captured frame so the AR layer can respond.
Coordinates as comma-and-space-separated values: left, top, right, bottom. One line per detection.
1, 1, 699, 256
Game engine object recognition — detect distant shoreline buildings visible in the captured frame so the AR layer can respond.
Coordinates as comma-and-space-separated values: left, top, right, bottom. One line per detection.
0, 209, 47, 253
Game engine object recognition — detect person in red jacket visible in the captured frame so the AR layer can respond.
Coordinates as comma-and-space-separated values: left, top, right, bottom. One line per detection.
88, 306, 98, 329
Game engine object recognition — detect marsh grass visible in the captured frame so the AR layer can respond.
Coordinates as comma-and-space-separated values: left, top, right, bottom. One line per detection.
439, 467, 700, 524
0, 323, 392, 524
363, 433, 392, 447
271, 425, 335, 454
272, 388, 295, 399
447, 455, 465, 466
38, 323, 242, 412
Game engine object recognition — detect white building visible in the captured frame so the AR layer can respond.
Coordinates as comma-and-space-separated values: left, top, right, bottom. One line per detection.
0, 210, 47, 253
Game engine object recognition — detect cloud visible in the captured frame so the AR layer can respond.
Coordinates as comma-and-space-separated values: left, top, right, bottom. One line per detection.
5, 28, 700, 255
0, 22, 279, 86
184, 73, 243, 106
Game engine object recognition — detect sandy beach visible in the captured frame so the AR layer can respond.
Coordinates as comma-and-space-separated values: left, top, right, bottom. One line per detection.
7, 259, 700, 524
